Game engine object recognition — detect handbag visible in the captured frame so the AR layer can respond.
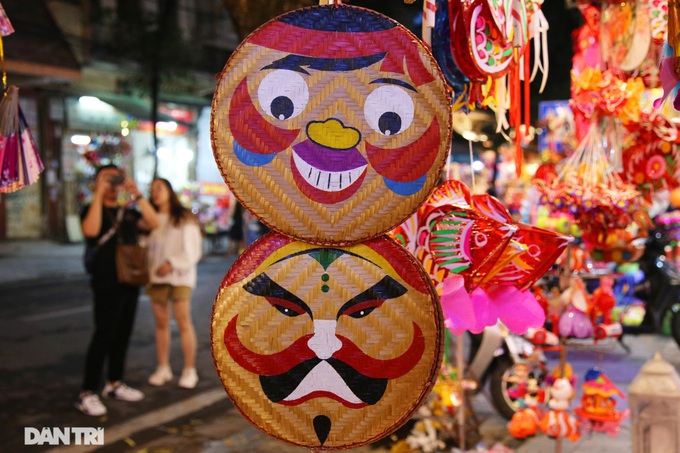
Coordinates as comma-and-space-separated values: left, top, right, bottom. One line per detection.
115, 215, 150, 286
83, 208, 123, 274
115, 243, 150, 286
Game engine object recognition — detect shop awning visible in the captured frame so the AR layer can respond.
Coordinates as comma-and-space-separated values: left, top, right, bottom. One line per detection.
63, 88, 199, 127
3, 1, 81, 81
91, 92, 180, 124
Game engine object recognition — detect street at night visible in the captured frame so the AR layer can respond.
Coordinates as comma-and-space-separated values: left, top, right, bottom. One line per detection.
2, 241, 680, 452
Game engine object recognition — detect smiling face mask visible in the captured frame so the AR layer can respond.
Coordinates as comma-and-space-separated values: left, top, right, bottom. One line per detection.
211, 5, 452, 244
211, 232, 443, 448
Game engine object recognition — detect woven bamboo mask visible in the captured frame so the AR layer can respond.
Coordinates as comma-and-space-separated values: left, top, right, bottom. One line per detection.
211, 5, 452, 245
211, 232, 443, 449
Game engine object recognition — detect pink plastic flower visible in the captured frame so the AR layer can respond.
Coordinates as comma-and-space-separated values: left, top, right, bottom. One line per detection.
646, 155, 667, 180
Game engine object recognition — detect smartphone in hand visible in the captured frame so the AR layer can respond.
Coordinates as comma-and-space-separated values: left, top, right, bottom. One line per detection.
108, 174, 125, 185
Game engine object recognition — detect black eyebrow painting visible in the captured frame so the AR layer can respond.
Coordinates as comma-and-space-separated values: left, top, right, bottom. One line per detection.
262, 53, 387, 74
244, 273, 312, 317
336, 276, 407, 319
370, 78, 417, 92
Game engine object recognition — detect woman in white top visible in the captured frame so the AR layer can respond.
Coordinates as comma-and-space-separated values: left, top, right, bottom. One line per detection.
146, 178, 203, 388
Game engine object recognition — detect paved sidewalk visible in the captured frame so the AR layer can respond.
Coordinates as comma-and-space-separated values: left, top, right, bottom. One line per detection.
0, 238, 228, 286
0, 240, 86, 285
4, 239, 679, 452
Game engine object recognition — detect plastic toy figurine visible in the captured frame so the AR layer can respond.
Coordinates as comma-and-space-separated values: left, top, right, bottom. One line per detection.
591, 277, 617, 325
575, 369, 629, 437
505, 362, 531, 406
558, 276, 594, 338
539, 378, 581, 442
508, 406, 541, 439
507, 365, 545, 439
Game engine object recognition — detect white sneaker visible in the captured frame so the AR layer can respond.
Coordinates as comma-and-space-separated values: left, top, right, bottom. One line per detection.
148, 366, 173, 386
103, 381, 145, 401
178, 368, 198, 389
75, 393, 107, 416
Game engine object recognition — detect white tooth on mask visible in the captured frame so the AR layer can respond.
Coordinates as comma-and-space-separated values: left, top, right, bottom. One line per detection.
293, 152, 366, 193
283, 361, 363, 404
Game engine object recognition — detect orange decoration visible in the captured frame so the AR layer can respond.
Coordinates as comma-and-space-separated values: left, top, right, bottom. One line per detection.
671, 187, 680, 207
508, 408, 540, 439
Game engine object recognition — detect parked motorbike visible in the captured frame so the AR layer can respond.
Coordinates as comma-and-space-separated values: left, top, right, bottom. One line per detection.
462, 324, 552, 420
619, 228, 680, 348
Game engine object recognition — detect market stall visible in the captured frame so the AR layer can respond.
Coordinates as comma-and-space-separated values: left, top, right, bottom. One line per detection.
205, 0, 680, 452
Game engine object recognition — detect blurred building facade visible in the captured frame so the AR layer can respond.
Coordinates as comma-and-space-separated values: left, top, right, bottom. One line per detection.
0, 0, 576, 241
0, 0, 239, 241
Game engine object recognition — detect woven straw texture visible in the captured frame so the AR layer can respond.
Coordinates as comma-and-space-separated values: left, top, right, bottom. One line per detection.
211, 232, 443, 449
211, 4, 452, 245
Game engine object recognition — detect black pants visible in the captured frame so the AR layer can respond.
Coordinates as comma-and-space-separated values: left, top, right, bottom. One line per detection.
82, 281, 140, 392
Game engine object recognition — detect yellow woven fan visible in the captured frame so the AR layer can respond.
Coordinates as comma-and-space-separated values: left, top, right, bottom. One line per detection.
211, 232, 444, 449
211, 4, 452, 245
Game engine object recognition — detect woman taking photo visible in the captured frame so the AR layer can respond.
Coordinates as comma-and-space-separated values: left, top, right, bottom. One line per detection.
77, 164, 159, 416
146, 178, 203, 388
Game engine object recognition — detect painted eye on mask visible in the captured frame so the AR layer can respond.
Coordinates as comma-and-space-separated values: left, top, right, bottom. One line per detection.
266, 297, 307, 317
364, 86, 414, 136
258, 69, 310, 121
341, 300, 385, 319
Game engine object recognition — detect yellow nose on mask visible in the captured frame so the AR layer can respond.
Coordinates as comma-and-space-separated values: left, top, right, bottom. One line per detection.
307, 119, 361, 150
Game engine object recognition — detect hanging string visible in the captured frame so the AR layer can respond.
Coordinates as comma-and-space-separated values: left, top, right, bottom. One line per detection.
0, 36, 6, 95
468, 134, 476, 190
530, 1, 550, 93
446, 144, 454, 181
524, 48, 531, 138
456, 333, 465, 449
422, 0, 436, 47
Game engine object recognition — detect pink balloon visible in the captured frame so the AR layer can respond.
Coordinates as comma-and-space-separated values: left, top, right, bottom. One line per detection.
469, 286, 492, 333
441, 275, 478, 335
486, 285, 546, 334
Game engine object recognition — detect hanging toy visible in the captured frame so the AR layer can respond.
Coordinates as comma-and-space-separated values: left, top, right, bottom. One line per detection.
0, 4, 14, 37
449, 0, 514, 84
620, 110, 680, 202
506, 361, 544, 438
539, 378, 581, 442
557, 276, 594, 339
575, 369, 629, 437
471, 193, 573, 290
0, 7, 44, 193
392, 180, 568, 335
391, 180, 518, 334
508, 407, 541, 439
0, 86, 44, 193
591, 277, 617, 326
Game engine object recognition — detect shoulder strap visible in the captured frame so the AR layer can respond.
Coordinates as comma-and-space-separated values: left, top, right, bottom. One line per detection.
94, 208, 123, 250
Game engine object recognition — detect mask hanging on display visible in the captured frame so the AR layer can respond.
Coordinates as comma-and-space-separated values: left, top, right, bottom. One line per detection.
211, 232, 443, 449
210, 3, 453, 449
211, 4, 452, 245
